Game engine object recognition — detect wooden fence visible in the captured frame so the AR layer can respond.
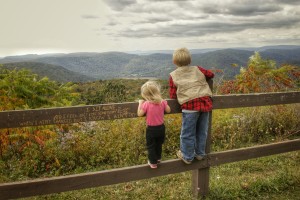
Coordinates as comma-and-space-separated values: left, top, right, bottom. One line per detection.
0, 91, 299, 199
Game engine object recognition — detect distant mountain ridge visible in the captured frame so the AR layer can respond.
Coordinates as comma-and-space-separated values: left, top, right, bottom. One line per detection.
0, 45, 299, 82
1, 62, 95, 83
127, 45, 300, 55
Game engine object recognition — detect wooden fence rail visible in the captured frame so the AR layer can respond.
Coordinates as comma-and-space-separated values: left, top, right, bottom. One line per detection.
1, 92, 299, 129
0, 91, 300, 199
0, 139, 299, 199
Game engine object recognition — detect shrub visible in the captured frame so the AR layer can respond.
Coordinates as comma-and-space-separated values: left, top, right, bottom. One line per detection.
212, 104, 300, 150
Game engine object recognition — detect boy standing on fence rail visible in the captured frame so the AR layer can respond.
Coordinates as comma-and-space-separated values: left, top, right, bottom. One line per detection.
137, 81, 171, 169
169, 47, 214, 164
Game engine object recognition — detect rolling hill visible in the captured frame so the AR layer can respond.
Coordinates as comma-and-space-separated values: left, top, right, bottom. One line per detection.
1, 62, 95, 83
0, 46, 299, 82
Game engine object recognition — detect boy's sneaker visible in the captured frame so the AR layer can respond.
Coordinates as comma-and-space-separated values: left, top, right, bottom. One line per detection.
176, 150, 192, 164
148, 161, 157, 169
195, 154, 204, 161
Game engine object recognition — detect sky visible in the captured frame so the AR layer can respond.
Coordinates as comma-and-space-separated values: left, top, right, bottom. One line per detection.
1, 0, 300, 57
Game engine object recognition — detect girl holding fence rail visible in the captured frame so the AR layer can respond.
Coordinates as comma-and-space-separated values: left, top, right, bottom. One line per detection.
137, 81, 171, 169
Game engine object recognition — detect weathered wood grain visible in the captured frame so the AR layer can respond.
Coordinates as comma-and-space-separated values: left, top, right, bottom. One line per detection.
0, 92, 299, 129
212, 91, 300, 109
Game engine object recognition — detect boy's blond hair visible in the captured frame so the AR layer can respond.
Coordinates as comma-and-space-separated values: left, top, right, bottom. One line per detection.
141, 81, 163, 104
173, 47, 191, 67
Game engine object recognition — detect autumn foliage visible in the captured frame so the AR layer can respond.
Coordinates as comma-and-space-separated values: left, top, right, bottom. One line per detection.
218, 52, 299, 94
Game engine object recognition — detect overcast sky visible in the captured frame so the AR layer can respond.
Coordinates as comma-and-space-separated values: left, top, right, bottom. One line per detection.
1, 0, 300, 57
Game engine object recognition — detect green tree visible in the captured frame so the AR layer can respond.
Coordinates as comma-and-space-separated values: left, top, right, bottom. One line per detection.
0, 66, 78, 110
102, 81, 127, 103
75, 80, 128, 104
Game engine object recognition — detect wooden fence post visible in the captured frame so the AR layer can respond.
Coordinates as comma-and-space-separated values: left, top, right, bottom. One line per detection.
192, 80, 213, 198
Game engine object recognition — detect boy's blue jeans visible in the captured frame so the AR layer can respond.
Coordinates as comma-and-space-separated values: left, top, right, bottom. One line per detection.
180, 111, 209, 161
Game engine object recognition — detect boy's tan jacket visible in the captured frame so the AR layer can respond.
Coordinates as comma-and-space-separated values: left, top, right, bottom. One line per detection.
170, 66, 212, 105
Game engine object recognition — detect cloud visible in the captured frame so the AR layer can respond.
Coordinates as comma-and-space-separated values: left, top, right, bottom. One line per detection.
141, 16, 174, 23
81, 15, 100, 19
101, 0, 300, 48
103, 0, 137, 11
272, 0, 300, 5
200, 4, 282, 16
189, 28, 300, 48
115, 15, 300, 38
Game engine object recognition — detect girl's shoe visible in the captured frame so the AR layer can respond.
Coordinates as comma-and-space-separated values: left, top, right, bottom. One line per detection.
148, 161, 157, 169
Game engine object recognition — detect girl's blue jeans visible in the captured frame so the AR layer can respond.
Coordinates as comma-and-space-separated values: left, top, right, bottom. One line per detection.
180, 111, 209, 161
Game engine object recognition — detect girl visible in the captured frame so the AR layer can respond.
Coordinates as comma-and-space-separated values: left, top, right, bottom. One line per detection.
137, 81, 171, 169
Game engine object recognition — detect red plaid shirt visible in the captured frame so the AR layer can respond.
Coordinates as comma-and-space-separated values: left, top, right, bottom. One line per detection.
169, 66, 214, 112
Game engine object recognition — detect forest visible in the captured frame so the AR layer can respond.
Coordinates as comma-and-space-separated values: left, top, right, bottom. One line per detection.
0, 52, 299, 199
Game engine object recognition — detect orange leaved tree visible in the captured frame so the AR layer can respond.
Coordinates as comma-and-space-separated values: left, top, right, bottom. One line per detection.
219, 52, 299, 94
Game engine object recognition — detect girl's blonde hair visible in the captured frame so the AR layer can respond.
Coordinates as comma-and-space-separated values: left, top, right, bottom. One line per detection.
141, 81, 163, 104
173, 47, 191, 67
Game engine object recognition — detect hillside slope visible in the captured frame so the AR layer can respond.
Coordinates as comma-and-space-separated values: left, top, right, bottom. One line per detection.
1, 62, 95, 83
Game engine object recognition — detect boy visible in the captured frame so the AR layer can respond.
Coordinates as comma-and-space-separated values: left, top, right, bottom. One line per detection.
169, 47, 214, 164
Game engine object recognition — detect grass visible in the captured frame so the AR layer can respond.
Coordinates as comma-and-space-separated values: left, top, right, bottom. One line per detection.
22, 151, 300, 200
